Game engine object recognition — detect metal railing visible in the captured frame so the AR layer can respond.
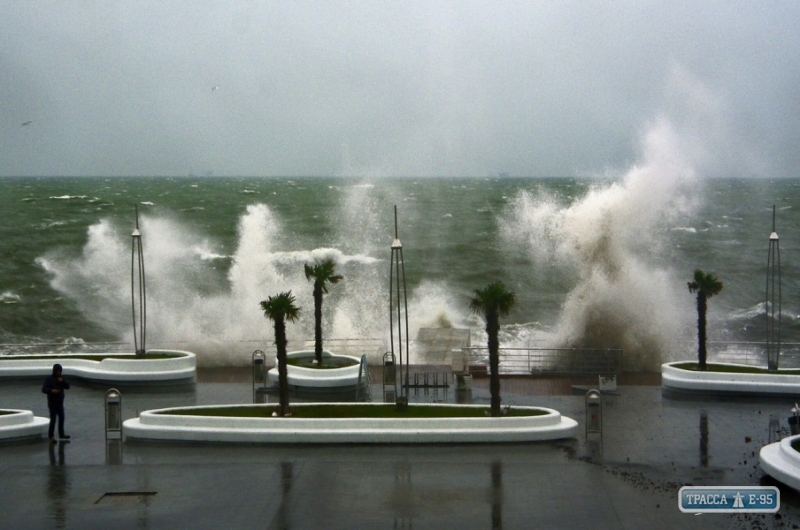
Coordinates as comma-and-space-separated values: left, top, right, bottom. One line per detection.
8, 338, 800, 372
678, 341, 800, 369
463, 347, 624, 376
297, 338, 386, 358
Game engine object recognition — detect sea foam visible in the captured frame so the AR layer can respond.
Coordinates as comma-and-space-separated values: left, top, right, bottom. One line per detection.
500, 117, 701, 370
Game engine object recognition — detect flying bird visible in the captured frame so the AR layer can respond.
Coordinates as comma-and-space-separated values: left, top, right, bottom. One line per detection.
21, 121, 32, 126
211, 86, 218, 92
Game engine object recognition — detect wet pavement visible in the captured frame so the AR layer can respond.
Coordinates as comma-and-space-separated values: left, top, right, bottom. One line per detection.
1, 369, 799, 529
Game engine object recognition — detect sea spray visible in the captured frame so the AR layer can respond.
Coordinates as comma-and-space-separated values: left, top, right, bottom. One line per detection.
500, 117, 701, 370
35, 194, 469, 366
38, 206, 339, 365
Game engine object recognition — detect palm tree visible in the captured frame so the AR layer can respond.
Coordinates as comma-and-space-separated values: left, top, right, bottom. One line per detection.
260, 291, 301, 416
469, 280, 516, 417
304, 258, 343, 365
687, 269, 723, 371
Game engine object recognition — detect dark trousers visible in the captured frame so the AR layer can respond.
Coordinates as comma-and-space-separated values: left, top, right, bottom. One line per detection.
48, 404, 65, 438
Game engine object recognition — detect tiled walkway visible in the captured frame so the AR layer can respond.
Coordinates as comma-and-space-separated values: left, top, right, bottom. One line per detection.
0, 371, 797, 529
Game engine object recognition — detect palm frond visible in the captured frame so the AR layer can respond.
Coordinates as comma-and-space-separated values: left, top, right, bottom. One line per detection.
260, 291, 301, 323
688, 269, 723, 298
305, 258, 344, 293
469, 280, 516, 317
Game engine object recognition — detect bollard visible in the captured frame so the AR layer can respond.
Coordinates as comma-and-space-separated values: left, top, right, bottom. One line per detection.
790, 404, 800, 436
253, 350, 266, 383
105, 388, 123, 440
384, 359, 396, 385
252, 350, 266, 403
383, 351, 397, 402
585, 389, 602, 438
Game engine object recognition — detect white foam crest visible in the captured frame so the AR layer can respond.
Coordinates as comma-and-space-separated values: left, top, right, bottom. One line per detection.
41, 221, 68, 229
0, 292, 20, 304
192, 243, 229, 261
269, 248, 380, 266
500, 117, 701, 370
406, 281, 469, 334
468, 322, 553, 355
726, 302, 798, 323
728, 302, 766, 321
392, 281, 472, 364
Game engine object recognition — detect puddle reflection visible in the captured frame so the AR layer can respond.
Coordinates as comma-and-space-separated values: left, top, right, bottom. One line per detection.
392, 461, 415, 527
272, 462, 294, 530
106, 439, 123, 465
700, 410, 709, 467
455, 389, 473, 404
491, 460, 503, 530
47, 441, 69, 528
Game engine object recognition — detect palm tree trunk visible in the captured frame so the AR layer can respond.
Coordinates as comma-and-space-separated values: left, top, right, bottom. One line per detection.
314, 284, 323, 364
487, 312, 502, 416
275, 318, 290, 415
697, 292, 707, 370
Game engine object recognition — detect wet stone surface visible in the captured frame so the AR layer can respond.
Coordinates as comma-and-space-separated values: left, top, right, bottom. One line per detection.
0, 371, 799, 529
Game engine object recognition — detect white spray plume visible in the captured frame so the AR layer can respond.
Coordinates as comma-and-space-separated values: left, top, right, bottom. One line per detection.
501, 115, 703, 370
37, 191, 471, 367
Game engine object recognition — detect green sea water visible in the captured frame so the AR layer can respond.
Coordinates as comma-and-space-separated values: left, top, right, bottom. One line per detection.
0, 175, 798, 368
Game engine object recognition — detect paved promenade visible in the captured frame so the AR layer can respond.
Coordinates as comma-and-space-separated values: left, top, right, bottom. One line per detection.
0, 369, 797, 529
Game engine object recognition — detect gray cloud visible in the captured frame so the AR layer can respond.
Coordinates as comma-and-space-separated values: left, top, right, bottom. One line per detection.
1, 1, 798, 177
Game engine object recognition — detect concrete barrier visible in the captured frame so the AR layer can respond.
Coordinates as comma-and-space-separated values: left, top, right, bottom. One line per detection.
662, 362, 800, 396
0, 410, 49, 442
0, 350, 196, 384
267, 350, 361, 389
760, 434, 800, 491
123, 403, 579, 444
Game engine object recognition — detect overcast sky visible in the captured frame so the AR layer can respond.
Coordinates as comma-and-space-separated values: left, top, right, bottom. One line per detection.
1, 1, 798, 178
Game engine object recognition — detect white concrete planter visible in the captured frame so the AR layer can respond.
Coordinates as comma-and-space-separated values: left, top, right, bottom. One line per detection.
662, 361, 800, 396
267, 350, 362, 389
0, 350, 196, 384
0, 409, 49, 442
123, 403, 579, 444
760, 434, 800, 491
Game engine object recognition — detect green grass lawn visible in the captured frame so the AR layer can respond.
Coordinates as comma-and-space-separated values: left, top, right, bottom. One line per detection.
157, 404, 547, 419
0, 352, 183, 361
285, 356, 359, 369
673, 362, 800, 375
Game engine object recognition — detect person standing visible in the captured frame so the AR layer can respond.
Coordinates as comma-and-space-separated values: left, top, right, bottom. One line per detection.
42, 364, 70, 443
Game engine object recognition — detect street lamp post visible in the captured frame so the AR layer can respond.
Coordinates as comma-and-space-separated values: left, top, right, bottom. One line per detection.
132, 205, 147, 357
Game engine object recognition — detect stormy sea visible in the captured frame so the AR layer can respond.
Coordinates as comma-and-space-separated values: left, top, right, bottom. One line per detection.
1, 163, 798, 371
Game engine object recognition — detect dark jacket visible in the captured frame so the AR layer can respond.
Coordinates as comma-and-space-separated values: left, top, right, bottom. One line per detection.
42, 372, 70, 408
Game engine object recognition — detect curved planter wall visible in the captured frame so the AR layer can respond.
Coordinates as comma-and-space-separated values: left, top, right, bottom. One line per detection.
267, 350, 362, 389
123, 403, 579, 444
0, 409, 48, 442
0, 350, 196, 384
760, 435, 800, 491
662, 362, 800, 396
